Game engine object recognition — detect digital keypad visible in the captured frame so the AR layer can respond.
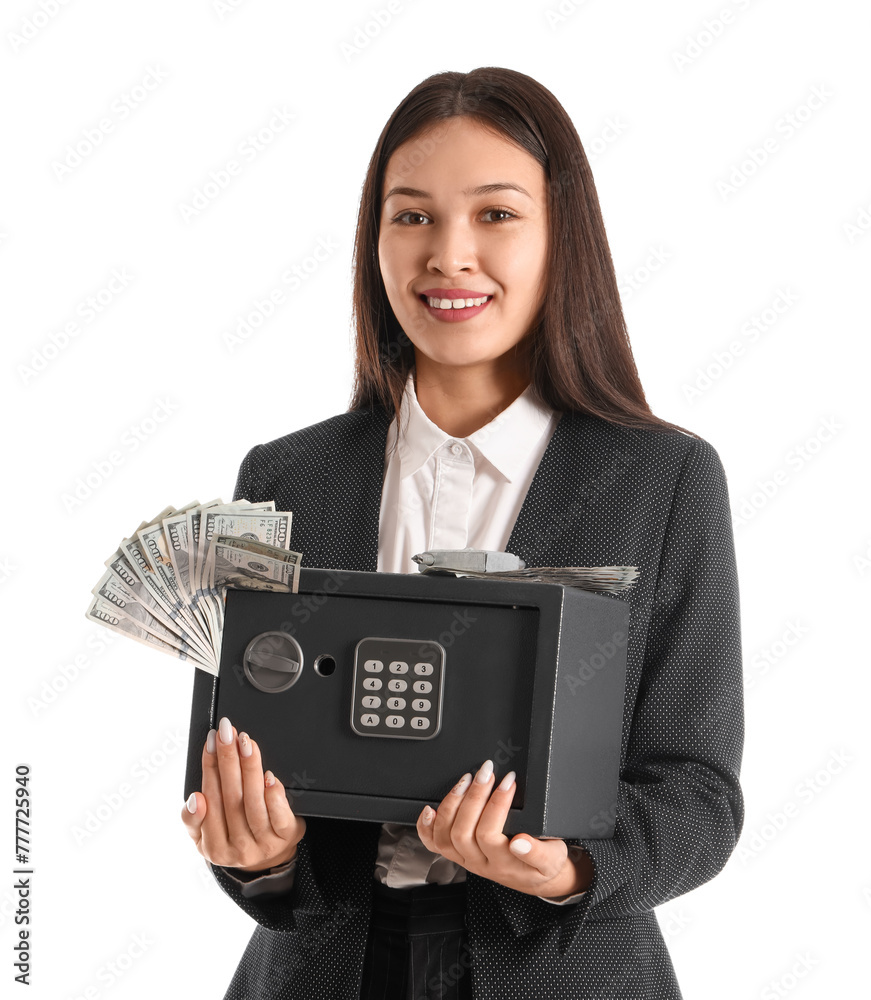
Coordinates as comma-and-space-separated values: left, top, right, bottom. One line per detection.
351, 637, 445, 739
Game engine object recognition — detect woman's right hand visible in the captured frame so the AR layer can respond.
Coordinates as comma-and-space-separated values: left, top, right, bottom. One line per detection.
181, 715, 306, 873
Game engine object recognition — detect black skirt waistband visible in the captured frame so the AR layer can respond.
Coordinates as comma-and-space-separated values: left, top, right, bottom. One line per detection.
369, 879, 468, 936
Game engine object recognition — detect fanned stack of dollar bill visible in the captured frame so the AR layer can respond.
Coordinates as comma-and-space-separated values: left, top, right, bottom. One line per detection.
86, 499, 301, 675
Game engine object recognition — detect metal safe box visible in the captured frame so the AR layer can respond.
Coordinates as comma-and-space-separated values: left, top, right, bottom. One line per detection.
184, 567, 629, 838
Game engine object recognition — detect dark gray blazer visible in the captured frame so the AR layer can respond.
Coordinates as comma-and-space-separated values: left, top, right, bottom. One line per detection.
209, 404, 744, 1000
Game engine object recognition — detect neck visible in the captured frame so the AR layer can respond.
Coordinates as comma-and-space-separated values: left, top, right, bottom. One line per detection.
412, 353, 531, 437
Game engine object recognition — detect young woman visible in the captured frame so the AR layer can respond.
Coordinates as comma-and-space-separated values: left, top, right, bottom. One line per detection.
181, 67, 744, 999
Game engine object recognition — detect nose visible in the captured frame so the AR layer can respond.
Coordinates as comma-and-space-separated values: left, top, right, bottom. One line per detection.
426, 219, 477, 276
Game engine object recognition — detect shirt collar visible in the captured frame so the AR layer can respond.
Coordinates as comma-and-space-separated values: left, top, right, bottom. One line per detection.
396, 372, 557, 483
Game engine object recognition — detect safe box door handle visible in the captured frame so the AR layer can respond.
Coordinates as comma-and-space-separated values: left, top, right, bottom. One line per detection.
245, 650, 300, 673
242, 631, 305, 693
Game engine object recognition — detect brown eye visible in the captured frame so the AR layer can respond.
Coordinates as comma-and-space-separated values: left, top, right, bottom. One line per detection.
482, 208, 518, 223
392, 211, 429, 225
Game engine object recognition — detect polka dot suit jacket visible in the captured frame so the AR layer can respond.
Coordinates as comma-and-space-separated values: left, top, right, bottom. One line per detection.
209, 404, 744, 1000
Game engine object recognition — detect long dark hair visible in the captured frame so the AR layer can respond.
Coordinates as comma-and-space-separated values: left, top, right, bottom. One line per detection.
349, 66, 696, 438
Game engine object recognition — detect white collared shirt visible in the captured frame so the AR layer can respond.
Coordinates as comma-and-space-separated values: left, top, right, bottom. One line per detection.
377, 372, 560, 575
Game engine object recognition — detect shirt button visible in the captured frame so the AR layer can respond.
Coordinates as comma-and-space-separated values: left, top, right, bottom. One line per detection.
450, 444, 462, 456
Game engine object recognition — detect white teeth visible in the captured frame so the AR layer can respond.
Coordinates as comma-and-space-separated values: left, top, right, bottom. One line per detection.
426, 295, 491, 309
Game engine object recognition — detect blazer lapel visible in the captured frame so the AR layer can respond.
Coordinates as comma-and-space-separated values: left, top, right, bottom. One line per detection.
317, 407, 392, 573
506, 410, 639, 568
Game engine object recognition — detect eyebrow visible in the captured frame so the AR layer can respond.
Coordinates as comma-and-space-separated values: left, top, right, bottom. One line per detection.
383, 182, 533, 202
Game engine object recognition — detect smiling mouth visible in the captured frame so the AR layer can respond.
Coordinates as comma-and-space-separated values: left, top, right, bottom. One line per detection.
419, 294, 494, 310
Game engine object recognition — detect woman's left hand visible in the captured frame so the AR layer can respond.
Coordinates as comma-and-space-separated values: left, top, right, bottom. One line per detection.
416, 760, 591, 898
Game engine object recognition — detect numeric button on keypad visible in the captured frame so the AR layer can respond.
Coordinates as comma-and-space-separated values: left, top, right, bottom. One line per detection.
363, 678, 383, 691
386, 715, 405, 728
386, 697, 406, 710
413, 662, 434, 675
412, 680, 432, 694
387, 679, 408, 693
388, 661, 409, 674
362, 696, 381, 709
364, 659, 384, 672
411, 698, 431, 712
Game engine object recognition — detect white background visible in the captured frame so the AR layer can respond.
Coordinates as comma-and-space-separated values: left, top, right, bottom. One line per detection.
2, 1, 870, 997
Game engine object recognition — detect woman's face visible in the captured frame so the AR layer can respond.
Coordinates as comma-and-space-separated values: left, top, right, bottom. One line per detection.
378, 116, 548, 378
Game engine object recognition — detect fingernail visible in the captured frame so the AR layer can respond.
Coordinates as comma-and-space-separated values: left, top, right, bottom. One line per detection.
510, 838, 532, 855
185, 793, 197, 814
238, 732, 252, 758
264, 770, 275, 787
206, 729, 216, 754
452, 773, 472, 796
219, 717, 233, 745
475, 760, 494, 784
498, 770, 516, 792
421, 806, 434, 826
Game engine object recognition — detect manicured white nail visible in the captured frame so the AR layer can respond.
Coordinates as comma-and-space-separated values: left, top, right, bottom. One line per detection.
264, 770, 275, 787
238, 732, 252, 758
206, 729, 216, 754
475, 760, 494, 784
421, 806, 434, 826
498, 770, 516, 792
452, 773, 472, 796
219, 717, 233, 745
185, 793, 197, 814
510, 838, 532, 855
